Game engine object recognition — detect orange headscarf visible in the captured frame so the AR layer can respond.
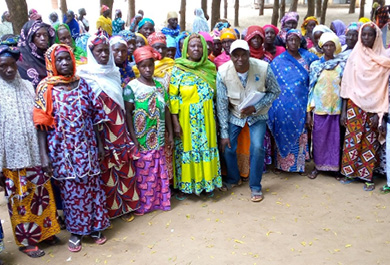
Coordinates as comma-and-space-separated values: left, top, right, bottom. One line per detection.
133, 45, 161, 64
34, 44, 80, 128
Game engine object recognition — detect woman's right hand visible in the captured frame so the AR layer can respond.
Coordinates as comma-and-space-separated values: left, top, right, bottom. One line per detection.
173, 122, 183, 138
41, 153, 53, 176
340, 111, 347, 127
305, 112, 313, 130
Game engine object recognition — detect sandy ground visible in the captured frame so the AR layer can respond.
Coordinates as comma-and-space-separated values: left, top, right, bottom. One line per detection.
2, 3, 390, 265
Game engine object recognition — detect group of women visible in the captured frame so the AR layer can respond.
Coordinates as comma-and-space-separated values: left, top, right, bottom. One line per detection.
1, 7, 390, 262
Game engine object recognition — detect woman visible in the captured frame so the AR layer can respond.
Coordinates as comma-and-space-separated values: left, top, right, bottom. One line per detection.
199, 31, 214, 56
124, 46, 173, 215
330, 19, 346, 45
214, 27, 237, 68
96, 5, 112, 37
193, 8, 209, 33
166, 35, 177, 59
175, 31, 190, 58
340, 22, 360, 56
301, 16, 319, 49
263, 24, 285, 59
275, 12, 304, 48
17, 20, 55, 88
112, 9, 125, 35
54, 23, 87, 65
306, 32, 345, 179
63, 10, 80, 39
0, 45, 60, 258
117, 30, 137, 66
78, 34, 140, 221
110, 36, 135, 88
268, 30, 318, 174
244, 26, 272, 62
162, 11, 180, 38
339, 22, 390, 191
169, 34, 222, 199
35, 44, 109, 252
309, 25, 333, 57
138, 18, 155, 38
135, 32, 148, 48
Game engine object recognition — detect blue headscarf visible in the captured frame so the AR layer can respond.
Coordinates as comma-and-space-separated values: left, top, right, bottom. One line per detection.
175, 31, 189, 58
116, 30, 136, 42
138, 18, 154, 30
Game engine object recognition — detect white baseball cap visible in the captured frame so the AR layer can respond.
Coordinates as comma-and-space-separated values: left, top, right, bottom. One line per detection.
230, 39, 250, 54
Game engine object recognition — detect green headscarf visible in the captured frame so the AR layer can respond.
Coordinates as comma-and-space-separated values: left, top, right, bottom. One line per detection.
54, 23, 87, 62
175, 33, 216, 89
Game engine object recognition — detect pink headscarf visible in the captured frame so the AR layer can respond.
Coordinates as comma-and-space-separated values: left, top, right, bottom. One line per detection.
198, 31, 214, 43
263, 24, 280, 35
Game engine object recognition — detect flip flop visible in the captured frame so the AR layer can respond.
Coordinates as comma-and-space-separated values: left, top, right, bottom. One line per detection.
90, 232, 107, 245
121, 213, 135, 222
68, 235, 82, 252
308, 169, 319, 180
19, 246, 45, 258
363, 182, 375, 191
380, 185, 390, 194
340, 177, 355, 184
251, 194, 264, 202
175, 192, 187, 201
43, 235, 60, 246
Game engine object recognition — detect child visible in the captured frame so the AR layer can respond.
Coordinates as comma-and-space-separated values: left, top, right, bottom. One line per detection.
123, 46, 174, 215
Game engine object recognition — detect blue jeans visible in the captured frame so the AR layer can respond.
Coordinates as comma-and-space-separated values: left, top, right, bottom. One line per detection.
223, 120, 266, 195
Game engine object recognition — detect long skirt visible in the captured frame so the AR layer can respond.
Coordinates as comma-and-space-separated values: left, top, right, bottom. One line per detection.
312, 114, 340, 171
3, 168, 60, 246
341, 100, 380, 181
275, 132, 308, 172
134, 147, 171, 215
99, 92, 139, 218
59, 176, 110, 235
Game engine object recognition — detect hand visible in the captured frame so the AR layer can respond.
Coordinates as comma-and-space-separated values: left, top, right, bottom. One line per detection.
167, 134, 174, 151
41, 153, 53, 176
305, 112, 313, 130
240, 106, 256, 116
340, 111, 347, 127
98, 143, 105, 161
219, 138, 231, 153
173, 122, 183, 139
370, 113, 379, 129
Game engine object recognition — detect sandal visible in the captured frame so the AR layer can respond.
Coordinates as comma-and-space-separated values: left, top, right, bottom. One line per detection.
363, 182, 375, 191
175, 191, 187, 201
43, 235, 60, 245
90, 232, 107, 245
205, 191, 214, 198
68, 234, 82, 252
308, 169, 319, 180
121, 213, 135, 222
19, 246, 45, 258
272, 168, 283, 175
219, 179, 243, 192
380, 185, 390, 194
340, 177, 355, 184
251, 194, 264, 202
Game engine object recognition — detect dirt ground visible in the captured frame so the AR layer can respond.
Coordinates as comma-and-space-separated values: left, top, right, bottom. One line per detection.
1, 3, 390, 265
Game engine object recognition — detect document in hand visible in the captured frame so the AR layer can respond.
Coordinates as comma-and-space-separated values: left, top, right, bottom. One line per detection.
238, 91, 266, 111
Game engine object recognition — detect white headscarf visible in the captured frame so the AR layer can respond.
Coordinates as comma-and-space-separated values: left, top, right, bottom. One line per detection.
193, 8, 209, 33
77, 35, 125, 110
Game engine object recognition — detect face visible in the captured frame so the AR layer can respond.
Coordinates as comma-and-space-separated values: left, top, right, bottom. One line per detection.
57, 28, 72, 47
49, 14, 58, 22
330, 23, 336, 33
231, 49, 250, 73
66, 12, 73, 23
111, 43, 128, 66
127, 40, 136, 55
285, 20, 298, 30
0, 56, 18, 81
213, 39, 222, 54
206, 41, 213, 56
264, 27, 276, 44
322, 41, 336, 58
152, 42, 167, 58
92, 43, 110, 65
306, 21, 317, 34
179, 38, 185, 52
286, 35, 300, 51
79, 9, 86, 16
222, 38, 234, 55
313, 31, 323, 46
116, 12, 122, 18
168, 18, 178, 29
137, 58, 154, 80
345, 29, 358, 49
136, 36, 146, 48
103, 10, 110, 17
361, 26, 376, 48
249, 35, 263, 49
166, 47, 176, 59
33, 27, 49, 50
139, 23, 155, 38
187, 37, 203, 62
55, 51, 73, 76
4, 12, 11, 22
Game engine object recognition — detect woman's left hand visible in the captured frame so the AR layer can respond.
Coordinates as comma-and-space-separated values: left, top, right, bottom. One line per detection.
240, 106, 256, 116
370, 113, 379, 129
98, 143, 105, 161
167, 135, 174, 151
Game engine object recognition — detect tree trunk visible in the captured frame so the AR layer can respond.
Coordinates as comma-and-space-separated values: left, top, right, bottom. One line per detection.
100, 0, 114, 18
51, 0, 58, 9
180, 0, 186, 31
280, 0, 286, 19
224, 0, 228, 18
289, 0, 298, 12
320, 0, 328, 24
316, 0, 322, 17
306, 0, 315, 17
202, 0, 209, 20
359, 0, 365, 18
60, 0, 68, 20
349, 0, 356, 14
126, 0, 135, 27
211, 0, 222, 29
271, 0, 279, 26
259, 0, 265, 16
234, 0, 239, 27
5, 0, 28, 35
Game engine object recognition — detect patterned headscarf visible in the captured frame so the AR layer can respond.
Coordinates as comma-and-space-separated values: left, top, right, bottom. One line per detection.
147, 32, 167, 46
220, 27, 237, 40
281, 12, 299, 29
345, 22, 362, 34
34, 44, 80, 128
286, 29, 302, 40
88, 31, 110, 51
117, 30, 136, 42
301, 16, 319, 36
0, 44, 20, 61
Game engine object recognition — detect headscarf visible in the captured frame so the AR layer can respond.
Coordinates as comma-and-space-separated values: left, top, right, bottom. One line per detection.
318, 32, 342, 55
34, 44, 80, 128
109, 36, 135, 88
167, 11, 178, 21
117, 30, 136, 42
101, 5, 110, 14
77, 34, 124, 110
359, 17, 370, 24
147, 32, 167, 46
175, 34, 217, 88
17, 20, 55, 88
0, 34, 19, 46
136, 32, 148, 45
220, 27, 237, 40
244, 25, 272, 61
281, 12, 299, 29
263, 24, 279, 35
63, 11, 80, 39
331, 20, 346, 45
175, 31, 190, 58
193, 8, 209, 33
54, 23, 87, 64
301, 16, 319, 36
138, 18, 154, 30
166, 35, 177, 48
286, 29, 302, 41
0, 44, 20, 60
340, 22, 390, 121
198, 31, 213, 43
312, 25, 333, 35
97, 9, 112, 36
345, 22, 362, 34
133, 45, 160, 64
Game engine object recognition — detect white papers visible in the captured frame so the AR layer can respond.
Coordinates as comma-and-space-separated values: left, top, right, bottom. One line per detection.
238, 91, 266, 111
